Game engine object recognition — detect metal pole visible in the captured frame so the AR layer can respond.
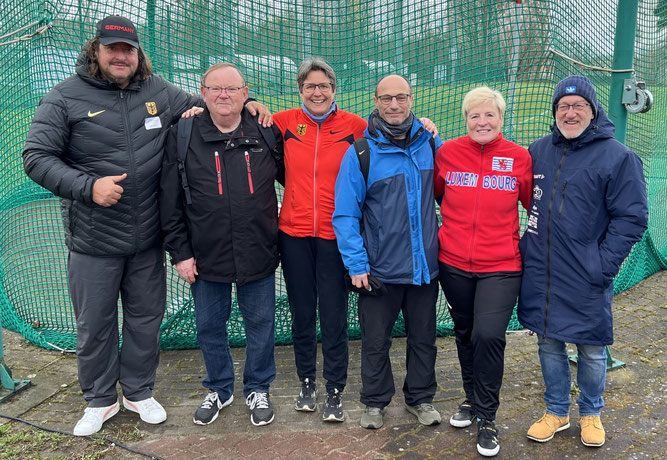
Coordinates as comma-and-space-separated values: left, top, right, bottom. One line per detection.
0, 317, 31, 402
608, 0, 639, 143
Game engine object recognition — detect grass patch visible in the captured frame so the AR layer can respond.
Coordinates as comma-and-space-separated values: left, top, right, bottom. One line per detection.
0, 422, 144, 460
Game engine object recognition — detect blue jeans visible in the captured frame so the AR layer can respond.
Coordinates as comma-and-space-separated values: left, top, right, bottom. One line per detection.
191, 274, 276, 399
537, 336, 606, 417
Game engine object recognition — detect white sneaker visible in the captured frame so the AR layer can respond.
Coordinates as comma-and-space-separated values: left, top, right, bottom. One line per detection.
122, 396, 167, 424
73, 402, 120, 436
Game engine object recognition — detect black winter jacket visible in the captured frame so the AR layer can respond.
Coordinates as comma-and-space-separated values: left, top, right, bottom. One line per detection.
160, 108, 284, 285
23, 56, 199, 256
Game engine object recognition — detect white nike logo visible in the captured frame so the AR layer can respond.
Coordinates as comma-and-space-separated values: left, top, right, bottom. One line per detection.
88, 110, 105, 117
358, 149, 366, 156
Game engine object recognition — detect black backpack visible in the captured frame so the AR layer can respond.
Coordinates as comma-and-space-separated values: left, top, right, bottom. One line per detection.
176, 117, 278, 205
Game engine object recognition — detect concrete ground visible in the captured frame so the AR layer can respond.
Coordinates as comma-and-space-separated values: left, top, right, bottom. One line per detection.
1, 270, 665, 459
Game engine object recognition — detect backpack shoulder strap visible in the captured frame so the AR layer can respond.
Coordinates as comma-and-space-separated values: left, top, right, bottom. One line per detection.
176, 117, 195, 205
352, 138, 371, 184
429, 136, 436, 157
257, 123, 277, 156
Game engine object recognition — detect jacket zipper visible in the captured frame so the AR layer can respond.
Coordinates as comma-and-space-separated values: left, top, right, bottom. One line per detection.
214, 151, 222, 195
544, 147, 568, 335
312, 124, 321, 236
558, 181, 568, 215
119, 90, 139, 250
468, 144, 484, 271
245, 151, 254, 194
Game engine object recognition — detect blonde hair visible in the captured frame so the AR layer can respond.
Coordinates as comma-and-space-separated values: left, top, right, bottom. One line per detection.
462, 86, 506, 119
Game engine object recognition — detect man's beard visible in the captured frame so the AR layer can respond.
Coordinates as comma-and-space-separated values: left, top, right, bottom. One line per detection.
100, 64, 134, 86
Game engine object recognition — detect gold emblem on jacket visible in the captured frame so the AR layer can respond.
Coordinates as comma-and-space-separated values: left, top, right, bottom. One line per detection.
145, 102, 157, 115
297, 124, 307, 136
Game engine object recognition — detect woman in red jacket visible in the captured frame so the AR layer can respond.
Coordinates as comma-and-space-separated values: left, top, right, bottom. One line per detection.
434, 87, 532, 457
273, 58, 367, 423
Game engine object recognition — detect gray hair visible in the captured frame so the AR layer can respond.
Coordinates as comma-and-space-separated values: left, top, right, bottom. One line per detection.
297, 57, 336, 91
201, 62, 245, 87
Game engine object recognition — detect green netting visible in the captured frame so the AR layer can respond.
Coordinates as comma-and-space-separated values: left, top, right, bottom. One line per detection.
1, 1, 665, 351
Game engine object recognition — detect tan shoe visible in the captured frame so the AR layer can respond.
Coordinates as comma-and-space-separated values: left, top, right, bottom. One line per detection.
527, 412, 571, 442
580, 415, 605, 447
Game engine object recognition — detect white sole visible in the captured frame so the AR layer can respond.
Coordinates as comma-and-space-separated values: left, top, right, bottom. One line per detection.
449, 417, 473, 428
527, 422, 571, 442
477, 444, 500, 457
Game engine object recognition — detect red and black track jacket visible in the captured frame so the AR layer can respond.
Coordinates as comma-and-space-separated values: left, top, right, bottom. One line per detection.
273, 107, 367, 240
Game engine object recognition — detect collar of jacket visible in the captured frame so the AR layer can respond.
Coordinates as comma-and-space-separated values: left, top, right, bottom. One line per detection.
366, 115, 426, 150
297, 106, 340, 126
465, 132, 504, 152
198, 107, 259, 143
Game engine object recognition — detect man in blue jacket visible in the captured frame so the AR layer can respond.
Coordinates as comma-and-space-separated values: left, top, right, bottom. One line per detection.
333, 75, 443, 429
518, 75, 648, 448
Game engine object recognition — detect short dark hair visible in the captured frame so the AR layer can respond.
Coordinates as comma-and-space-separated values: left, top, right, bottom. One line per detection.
84, 38, 153, 82
297, 57, 336, 92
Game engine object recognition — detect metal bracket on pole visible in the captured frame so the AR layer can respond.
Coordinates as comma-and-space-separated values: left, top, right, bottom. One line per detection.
622, 78, 654, 114
568, 345, 626, 370
0, 323, 31, 403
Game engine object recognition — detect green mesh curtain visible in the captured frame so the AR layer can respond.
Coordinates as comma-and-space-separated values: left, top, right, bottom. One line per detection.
1, 0, 665, 351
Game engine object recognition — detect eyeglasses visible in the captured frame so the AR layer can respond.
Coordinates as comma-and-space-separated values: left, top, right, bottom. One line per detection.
556, 102, 590, 113
302, 83, 333, 93
376, 93, 411, 105
203, 86, 245, 96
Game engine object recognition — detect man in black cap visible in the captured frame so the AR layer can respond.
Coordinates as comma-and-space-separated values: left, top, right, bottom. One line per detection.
22, 15, 269, 436
518, 75, 648, 448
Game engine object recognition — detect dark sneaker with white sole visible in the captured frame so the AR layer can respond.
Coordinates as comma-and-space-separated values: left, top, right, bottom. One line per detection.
450, 400, 476, 428
295, 378, 317, 412
322, 388, 344, 422
193, 391, 233, 425
477, 418, 500, 457
246, 391, 274, 426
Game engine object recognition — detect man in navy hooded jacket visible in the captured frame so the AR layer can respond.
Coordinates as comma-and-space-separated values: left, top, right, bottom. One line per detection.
518, 75, 648, 448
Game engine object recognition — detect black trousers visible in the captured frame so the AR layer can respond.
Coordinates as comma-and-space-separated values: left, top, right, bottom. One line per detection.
68, 247, 166, 407
438, 262, 521, 420
279, 231, 349, 392
358, 279, 438, 408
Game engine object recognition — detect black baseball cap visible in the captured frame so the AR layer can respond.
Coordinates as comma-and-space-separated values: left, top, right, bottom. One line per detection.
95, 15, 139, 48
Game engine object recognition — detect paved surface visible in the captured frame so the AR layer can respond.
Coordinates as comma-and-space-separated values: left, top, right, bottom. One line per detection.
1, 270, 665, 459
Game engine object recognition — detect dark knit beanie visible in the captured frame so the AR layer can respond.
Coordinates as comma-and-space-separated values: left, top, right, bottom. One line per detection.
552, 75, 598, 118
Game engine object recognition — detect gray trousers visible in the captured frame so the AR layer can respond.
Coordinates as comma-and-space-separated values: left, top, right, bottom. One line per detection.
68, 247, 166, 407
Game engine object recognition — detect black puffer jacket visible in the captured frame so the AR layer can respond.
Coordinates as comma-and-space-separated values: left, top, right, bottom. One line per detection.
23, 54, 199, 256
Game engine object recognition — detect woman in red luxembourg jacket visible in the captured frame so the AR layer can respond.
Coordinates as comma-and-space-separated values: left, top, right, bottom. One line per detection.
272, 58, 367, 422
433, 86, 532, 458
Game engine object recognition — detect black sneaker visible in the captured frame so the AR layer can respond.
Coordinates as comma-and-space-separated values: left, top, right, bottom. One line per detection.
477, 418, 500, 457
450, 400, 476, 427
246, 391, 274, 426
322, 388, 344, 422
192, 391, 234, 425
193, 391, 233, 425
295, 378, 317, 412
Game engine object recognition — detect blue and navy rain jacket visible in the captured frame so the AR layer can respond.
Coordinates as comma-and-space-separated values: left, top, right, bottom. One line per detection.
333, 118, 442, 285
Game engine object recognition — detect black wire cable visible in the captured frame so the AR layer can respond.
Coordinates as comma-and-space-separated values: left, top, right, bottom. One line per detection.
0, 412, 166, 460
